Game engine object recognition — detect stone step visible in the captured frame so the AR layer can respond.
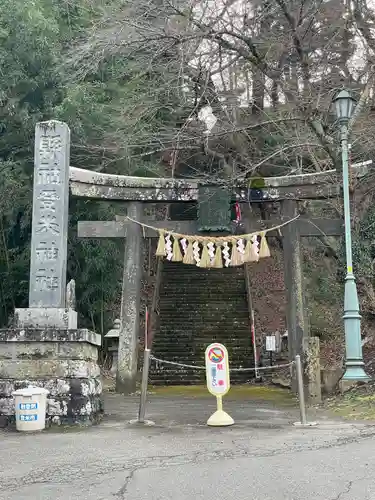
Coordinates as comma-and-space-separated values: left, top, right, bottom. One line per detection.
152, 340, 253, 347
160, 307, 247, 310
161, 269, 245, 275
160, 291, 247, 296
159, 304, 247, 309
162, 264, 244, 271
156, 330, 251, 336
158, 310, 249, 313
150, 370, 252, 376
157, 316, 250, 322
161, 292, 247, 296
153, 346, 243, 352
161, 276, 246, 282
161, 278, 246, 283
157, 315, 249, 321
159, 303, 249, 310
159, 295, 248, 300
151, 347, 254, 357
160, 283, 247, 288
155, 336, 251, 340
161, 282, 246, 286
160, 290, 247, 294
160, 288, 246, 293
160, 298, 248, 303
161, 273, 245, 278
158, 304, 249, 310
150, 370, 253, 377
159, 297, 248, 302
158, 313, 250, 317
161, 275, 247, 279
150, 359, 253, 366
151, 349, 253, 357
159, 306, 249, 311
153, 346, 251, 351
149, 375, 254, 385
156, 327, 250, 331
158, 320, 249, 324
152, 343, 252, 349
160, 303, 247, 307
160, 286, 246, 291
151, 358, 253, 364
158, 315, 249, 320
152, 343, 253, 350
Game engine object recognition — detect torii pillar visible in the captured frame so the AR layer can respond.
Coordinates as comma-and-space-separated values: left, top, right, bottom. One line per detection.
116, 202, 143, 394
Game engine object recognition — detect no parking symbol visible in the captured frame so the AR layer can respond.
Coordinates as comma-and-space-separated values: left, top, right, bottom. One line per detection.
205, 343, 230, 396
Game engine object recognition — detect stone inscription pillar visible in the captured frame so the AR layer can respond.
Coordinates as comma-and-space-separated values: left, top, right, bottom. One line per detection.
116, 202, 143, 394
29, 121, 70, 308
15, 121, 76, 329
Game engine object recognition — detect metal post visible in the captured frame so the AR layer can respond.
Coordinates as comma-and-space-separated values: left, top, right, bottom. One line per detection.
340, 125, 370, 382
295, 355, 307, 425
138, 348, 151, 423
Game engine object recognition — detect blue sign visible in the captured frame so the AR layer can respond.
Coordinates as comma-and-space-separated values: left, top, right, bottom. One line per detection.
19, 414, 38, 422
19, 402, 38, 410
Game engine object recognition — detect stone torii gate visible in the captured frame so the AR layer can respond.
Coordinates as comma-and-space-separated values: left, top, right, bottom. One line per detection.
71, 162, 371, 394
1, 120, 369, 426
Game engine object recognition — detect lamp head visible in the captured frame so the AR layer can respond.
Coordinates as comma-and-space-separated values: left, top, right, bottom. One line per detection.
332, 89, 357, 124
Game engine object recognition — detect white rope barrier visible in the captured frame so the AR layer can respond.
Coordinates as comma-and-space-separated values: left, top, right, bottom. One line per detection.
150, 356, 205, 370
231, 362, 293, 372
150, 355, 293, 372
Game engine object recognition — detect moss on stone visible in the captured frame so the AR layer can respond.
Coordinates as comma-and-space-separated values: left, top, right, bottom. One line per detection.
149, 384, 296, 406
249, 177, 265, 188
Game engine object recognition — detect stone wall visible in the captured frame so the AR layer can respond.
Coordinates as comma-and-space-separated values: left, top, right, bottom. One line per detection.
0, 328, 103, 427
249, 245, 286, 336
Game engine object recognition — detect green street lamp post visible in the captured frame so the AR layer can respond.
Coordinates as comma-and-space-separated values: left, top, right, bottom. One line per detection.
333, 89, 370, 382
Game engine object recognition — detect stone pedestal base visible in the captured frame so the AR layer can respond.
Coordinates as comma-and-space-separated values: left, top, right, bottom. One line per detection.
15, 308, 77, 329
0, 328, 103, 428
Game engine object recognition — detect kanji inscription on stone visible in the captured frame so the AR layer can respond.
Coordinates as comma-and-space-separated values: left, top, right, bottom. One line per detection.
29, 121, 70, 308
35, 241, 59, 262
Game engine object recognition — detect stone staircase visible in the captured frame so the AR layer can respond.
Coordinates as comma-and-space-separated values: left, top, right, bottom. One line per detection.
150, 261, 254, 385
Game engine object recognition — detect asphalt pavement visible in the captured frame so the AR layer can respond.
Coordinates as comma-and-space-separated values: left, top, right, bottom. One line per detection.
1, 392, 375, 499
